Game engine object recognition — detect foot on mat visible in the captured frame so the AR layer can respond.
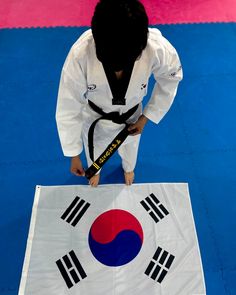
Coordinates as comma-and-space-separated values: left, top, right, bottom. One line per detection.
124, 171, 134, 186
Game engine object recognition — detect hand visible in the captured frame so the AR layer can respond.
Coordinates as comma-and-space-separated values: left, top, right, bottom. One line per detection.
128, 114, 148, 136
70, 155, 85, 176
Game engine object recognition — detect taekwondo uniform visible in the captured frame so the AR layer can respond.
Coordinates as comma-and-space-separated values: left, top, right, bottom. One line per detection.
56, 28, 183, 172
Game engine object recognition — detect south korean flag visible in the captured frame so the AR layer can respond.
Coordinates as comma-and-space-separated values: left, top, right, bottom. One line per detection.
19, 183, 206, 295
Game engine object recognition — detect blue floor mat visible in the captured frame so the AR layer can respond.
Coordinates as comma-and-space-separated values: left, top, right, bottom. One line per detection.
0, 23, 236, 294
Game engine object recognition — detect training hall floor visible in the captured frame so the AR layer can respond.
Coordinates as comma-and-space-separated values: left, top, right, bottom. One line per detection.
0, 0, 236, 294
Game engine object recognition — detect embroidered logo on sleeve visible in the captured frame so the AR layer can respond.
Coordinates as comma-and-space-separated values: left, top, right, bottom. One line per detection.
170, 65, 182, 77
88, 84, 97, 91
141, 83, 147, 90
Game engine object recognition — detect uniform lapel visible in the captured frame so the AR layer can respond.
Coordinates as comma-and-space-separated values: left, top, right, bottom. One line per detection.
124, 59, 139, 100
102, 61, 135, 105
89, 44, 146, 103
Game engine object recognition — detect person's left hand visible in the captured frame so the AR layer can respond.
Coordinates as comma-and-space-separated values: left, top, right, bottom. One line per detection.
128, 114, 148, 136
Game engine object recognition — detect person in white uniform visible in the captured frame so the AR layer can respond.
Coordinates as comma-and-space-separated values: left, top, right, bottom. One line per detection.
56, 0, 183, 186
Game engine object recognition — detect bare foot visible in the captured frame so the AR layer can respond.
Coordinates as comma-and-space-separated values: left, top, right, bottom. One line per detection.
89, 174, 100, 187
124, 171, 135, 186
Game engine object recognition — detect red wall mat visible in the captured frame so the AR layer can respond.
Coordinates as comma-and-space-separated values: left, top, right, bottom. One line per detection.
0, 0, 236, 29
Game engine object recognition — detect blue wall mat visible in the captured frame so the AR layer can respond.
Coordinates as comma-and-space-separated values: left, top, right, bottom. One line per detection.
0, 23, 235, 294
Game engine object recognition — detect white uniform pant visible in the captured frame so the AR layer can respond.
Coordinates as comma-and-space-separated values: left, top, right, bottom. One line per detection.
117, 135, 141, 172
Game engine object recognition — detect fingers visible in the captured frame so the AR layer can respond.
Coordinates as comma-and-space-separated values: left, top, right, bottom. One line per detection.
70, 156, 85, 177
71, 168, 85, 177
71, 170, 80, 177
128, 124, 136, 131
124, 171, 135, 186
129, 130, 140, 136
77, 169, 85, 176
128, 115, 148, 136
128, 126, 141, 136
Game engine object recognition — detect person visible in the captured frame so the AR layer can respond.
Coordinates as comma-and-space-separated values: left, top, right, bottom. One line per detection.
56, 0, 183, 187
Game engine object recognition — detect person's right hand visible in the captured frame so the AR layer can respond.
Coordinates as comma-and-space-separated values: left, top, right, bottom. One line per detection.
70, 155, 85, 176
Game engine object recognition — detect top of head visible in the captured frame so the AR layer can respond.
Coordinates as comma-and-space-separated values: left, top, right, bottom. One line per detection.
91, 0, 149, 70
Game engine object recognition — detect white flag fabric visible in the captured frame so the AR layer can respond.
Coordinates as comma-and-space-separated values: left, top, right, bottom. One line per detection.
19, 183, 206, 295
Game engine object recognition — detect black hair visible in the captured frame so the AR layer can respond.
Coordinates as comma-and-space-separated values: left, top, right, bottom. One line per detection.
91, 0, 149, 71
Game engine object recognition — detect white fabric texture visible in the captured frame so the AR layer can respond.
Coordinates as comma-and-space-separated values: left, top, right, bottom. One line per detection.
56, 28, 183, 162
117, 134, 141, 172
19, 183, 205, 295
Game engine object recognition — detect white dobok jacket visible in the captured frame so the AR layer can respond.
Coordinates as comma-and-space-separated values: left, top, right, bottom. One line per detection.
56, 28, 183, 160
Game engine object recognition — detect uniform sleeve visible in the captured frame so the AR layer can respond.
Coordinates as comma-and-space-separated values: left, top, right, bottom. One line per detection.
56, 47, 87, 157
143, 36, 183, 124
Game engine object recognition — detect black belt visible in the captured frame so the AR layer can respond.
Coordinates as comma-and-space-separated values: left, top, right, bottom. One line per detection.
85, 100, 139, 179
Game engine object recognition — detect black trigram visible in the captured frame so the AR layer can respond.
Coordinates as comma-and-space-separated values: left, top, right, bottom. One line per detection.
140, 193, 169, 223
56, 250, 87, 289
145, 247, 175, 284
61, 196, 90, 227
